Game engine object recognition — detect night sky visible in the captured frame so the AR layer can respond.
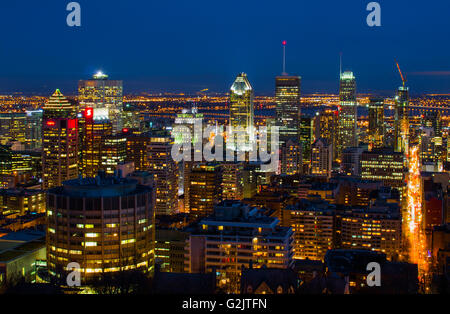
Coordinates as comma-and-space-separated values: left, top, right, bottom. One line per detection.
0, 0, 449, 95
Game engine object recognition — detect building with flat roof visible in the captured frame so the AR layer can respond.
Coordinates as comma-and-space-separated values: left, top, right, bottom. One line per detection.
187, 200, 294, 293
46, 174, 155, 284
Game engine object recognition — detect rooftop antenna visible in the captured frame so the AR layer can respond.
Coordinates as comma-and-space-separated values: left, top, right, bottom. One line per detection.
339, 52, 343, 77
282, 40, 287, 75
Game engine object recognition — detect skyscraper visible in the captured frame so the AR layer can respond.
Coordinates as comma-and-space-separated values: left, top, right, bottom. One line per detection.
78, 72, 123, 134
229, 73, 254, 152
146, 129, 178, 215
81, 108, 113, 178
276, 42, 302, 175
275, 76, 301, 141
394, 86, 409, 154
46, 174, 155, 283
368, 98, 385, 149
337, 71, 357, 159
42, 89, 78, 190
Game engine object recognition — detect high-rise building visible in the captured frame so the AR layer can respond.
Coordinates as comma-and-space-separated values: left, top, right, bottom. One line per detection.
146, 129, 178, 215
122, 103, 141, 130
42, 89, 78, 190
315, 109, 338, 161
337, 200, 402, 260
310, 138, 332, 178
229, 73, 254, 152
81, 108, 113, 178
46, 174, 155, 283
188, 163, 222, 218
102, 134, 127, 175
337, 71, 357, 158
187, 200, 294, 293
299, 116, 314, 171
282, 198, 334, 260
368, 98, 385, 149
25, 110, 43, 150
275, 76, 301, 141
222, 162, 244, 201
78, 72, 123, 134
393, 86, 409, 154
360, 148, 405, 190
276, 74, 302, 176
0, 113, 26, 145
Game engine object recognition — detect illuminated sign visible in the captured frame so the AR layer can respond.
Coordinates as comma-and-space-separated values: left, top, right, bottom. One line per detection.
46, 120, 56, 126
85, 107, 93, 119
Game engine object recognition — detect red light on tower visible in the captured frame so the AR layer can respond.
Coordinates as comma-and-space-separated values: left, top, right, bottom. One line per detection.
282, 40, 286, 46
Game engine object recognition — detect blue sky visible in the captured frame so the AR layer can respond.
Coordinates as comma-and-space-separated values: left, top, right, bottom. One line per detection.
0, 0, 449, 95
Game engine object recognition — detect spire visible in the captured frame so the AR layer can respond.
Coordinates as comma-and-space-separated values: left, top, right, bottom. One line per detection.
339, 52, 343, 78
282, 40, 287, 75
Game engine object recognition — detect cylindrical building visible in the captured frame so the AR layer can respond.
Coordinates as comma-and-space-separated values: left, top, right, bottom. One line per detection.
46, 174, 155, 284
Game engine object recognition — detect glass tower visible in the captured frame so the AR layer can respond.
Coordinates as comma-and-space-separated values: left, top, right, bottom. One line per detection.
229, 73, 254, 152
337, 71, 357, 158
394, 86, 409, 154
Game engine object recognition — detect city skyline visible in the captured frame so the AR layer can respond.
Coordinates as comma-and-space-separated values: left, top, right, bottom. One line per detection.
1, 1, 450, 95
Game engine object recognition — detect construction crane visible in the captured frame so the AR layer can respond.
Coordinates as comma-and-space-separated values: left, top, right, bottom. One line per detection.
396, 61, 406, 87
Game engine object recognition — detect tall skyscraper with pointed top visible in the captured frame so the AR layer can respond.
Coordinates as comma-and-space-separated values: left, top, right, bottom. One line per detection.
229, 73, 254, 151
275, 41, 302, 175
337, 71, 357, 159
42, 89, 79, 189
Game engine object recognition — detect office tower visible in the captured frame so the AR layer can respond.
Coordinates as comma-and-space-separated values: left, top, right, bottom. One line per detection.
420, 127, 438, 170
222, 162, 244, 200
81, 108, 113, 178
337, 71, 357, 158
337, 200, 402, 260
280, 138, 302, 175
25, 109, 43, 150
275, 73, 302, 175
147, 129, 178, 215
188, 200, 294, 293
310, 138, 332, 178
46, 174, 155, 283
340, 146, 365, 176
122, 103, 141, 130
315, 109, 338, 161
393, 86, 409, 154
0, 112, 26, 145
42, 89, 78, 190
125, 131, 149, 171
360, 148, 405, 189
102, 134, 127, 175
275, 76, 301, 140
229, 73, 254, 152
368, 98, 385, 149
299, 116, 314, 170
188, 163, 222, 218
78, 72, 123, 134
282, 198, 334, 260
